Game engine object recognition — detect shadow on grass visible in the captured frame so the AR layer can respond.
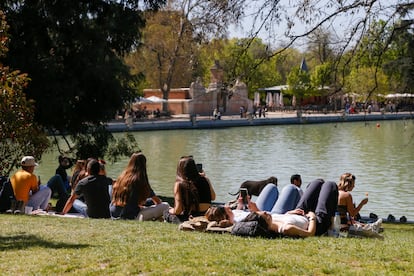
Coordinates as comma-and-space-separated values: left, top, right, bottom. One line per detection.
0, 234, 89, 251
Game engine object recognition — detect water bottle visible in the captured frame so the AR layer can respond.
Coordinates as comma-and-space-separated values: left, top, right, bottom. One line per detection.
346, 212, 354, 226
332, 211, 341, 238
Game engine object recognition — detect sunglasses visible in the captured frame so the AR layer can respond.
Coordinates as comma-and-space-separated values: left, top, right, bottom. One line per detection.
180, 155, 193, 159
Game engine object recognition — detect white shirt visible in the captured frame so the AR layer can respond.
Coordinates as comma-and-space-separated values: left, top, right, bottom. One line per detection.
232, 209, 249, 222
233, 210, 309, 231
271, 213, 309, 233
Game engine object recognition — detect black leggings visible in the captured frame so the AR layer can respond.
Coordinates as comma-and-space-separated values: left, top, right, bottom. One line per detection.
296, 179, 338, 236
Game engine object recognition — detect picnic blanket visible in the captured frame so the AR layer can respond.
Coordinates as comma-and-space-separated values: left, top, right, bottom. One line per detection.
30, 209, 85, 218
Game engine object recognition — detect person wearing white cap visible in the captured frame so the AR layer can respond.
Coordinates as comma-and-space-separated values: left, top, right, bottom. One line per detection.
10, 156, 52, 211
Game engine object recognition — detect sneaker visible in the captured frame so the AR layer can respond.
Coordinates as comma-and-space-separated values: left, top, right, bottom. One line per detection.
6, 200, 17, 214
14, 201, 25, 215
370, 218, 383, 233
349, 224, 384, 240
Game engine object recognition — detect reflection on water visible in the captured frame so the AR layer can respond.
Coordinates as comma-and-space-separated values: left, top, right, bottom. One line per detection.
37, 120, 414, 219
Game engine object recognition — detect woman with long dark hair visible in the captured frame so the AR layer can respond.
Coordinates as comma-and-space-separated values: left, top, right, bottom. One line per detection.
110, 152, 169, 220
166, 156, 216, 223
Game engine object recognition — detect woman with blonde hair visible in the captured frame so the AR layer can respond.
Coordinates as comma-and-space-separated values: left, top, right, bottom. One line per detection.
337, 173, 383, 235
110, 152, 169, 220
337, 173, 368, 224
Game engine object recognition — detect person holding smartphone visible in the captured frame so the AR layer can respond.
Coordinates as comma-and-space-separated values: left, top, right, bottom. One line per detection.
239, 188, 249, 210
206, 179, 338, 237
165, 156, 216, 223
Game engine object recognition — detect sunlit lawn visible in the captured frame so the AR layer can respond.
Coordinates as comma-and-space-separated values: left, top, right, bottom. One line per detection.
1, 214, 413, 275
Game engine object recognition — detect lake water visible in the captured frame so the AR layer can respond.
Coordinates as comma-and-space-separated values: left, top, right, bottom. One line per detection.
36, 119, 414, 219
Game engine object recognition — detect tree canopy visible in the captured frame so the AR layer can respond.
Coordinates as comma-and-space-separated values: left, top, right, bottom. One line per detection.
1, 0, 166, 161
1, 0, 165, 133
236, 1, 413, 93
1, 0, 413, 162
125, 0, 244, 111
0, 10, 49, 175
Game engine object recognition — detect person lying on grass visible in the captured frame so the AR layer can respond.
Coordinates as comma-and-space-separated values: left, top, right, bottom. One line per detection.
207, 179, 340, 237
206, 202, 317, 238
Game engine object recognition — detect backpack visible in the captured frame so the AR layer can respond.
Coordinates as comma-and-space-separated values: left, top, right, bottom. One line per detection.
0, 176, 16, 212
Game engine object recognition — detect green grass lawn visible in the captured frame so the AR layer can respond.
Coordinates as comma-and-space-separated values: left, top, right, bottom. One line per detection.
1, 214, 413, 275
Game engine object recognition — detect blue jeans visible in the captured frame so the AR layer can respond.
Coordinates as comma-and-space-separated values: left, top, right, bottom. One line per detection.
254, 184, 279, 212
271, 184, 302, 214
73, 199, 88, 217
47, 175, 68, 200
27, 185, 51, 210
254, 184, 301, 214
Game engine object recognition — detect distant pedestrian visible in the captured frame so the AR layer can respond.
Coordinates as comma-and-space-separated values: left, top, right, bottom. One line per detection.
213, 108, 218, 120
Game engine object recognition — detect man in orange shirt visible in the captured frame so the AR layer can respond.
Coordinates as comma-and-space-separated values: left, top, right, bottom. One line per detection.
10, 156, 51, 211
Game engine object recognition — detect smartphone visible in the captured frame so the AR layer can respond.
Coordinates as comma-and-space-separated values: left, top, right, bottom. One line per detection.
196, 163, 203, 173
239, 188, 248, 205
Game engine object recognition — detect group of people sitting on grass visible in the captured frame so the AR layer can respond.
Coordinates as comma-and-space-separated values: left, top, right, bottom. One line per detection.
3, 152, 382, 238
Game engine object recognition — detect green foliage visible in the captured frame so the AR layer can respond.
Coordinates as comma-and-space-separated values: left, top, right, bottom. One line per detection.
1, 1, 165, 163
106, 132, 141, 163
0, 10, 49, 176
273, 48, 302, 84
286, 66, 312, 105
199, 38, 283, 98
71, 126, 114, 160
345, 67, 389, 102
125, 1, 243, 112
1, 1, 165, 133
343, 19, 414, 99
331, 18, 414, 101
130, 10, 197, 90
383, 20, 414, 94
223, 38, 281, 95
311, 63, 332, 90
355, 20, 390, 68
197, 38, 227, 84
60, 127, 140, 163
1, 215, 413, 275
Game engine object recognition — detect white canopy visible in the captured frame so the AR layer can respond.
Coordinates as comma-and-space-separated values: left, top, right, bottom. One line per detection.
385, 93, 414, 98
146, 96, 167, 102
135, 96, 153, 103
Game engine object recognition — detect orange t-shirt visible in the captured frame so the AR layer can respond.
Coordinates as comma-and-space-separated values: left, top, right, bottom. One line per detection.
10, 169, 38, 203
